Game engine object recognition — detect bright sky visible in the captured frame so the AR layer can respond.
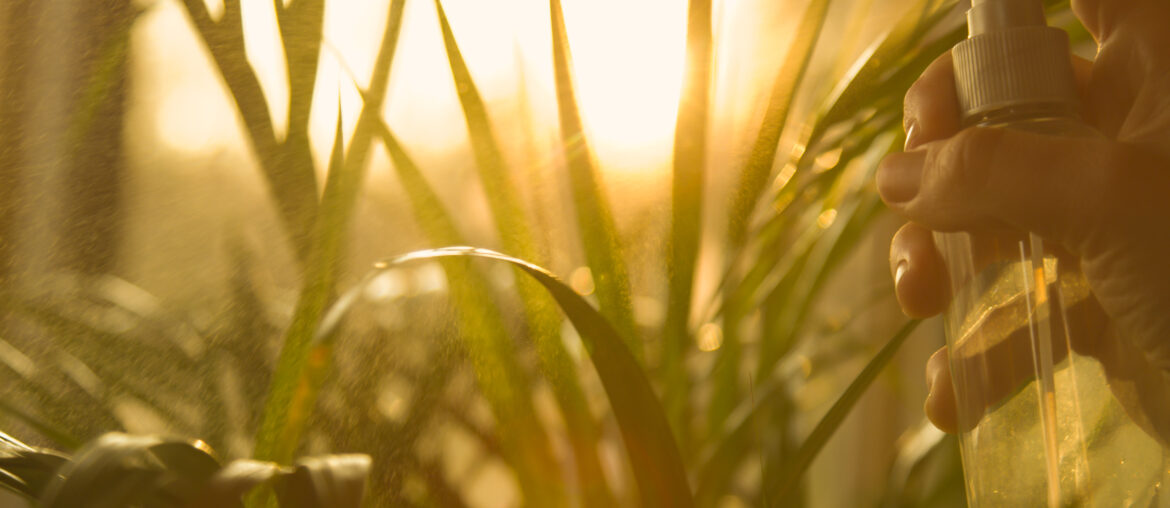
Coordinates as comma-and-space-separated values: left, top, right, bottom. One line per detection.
140, 0, 693, 179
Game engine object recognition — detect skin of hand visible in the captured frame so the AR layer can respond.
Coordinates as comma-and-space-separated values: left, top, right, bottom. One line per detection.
876, 0, 1170, 437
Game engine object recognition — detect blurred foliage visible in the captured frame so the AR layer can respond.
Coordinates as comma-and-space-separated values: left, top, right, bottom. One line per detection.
0, 0, 1083, 506
0, 430, 370, 507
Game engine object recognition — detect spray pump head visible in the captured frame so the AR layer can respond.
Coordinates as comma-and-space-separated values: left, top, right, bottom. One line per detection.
953, 0, 1079, 122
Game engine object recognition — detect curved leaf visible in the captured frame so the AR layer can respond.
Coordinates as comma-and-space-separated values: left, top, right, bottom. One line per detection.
370, 117, 614, 506
0, 431, 69, 500
273, 454, 370, 508
39, 433, 165, 508
187, 459, 281, 508
317, 247, 693, 508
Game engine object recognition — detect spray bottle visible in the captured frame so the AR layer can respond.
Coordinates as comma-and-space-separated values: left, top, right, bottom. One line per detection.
937, 0, 1169, 505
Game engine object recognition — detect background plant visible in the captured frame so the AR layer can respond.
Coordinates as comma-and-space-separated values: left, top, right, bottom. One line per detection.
0, 0, 1086, 506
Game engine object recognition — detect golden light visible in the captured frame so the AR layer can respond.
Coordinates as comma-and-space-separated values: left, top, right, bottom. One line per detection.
570, 266, 596, 296
816, 208, 838, 229
560, 0, 688, 173
697, 323, 724, 352
771, 162, 797, 192
140, 4, 239, 155
155, 83, 228, 154
814, 147, 843, 172
141, 0, 690, 179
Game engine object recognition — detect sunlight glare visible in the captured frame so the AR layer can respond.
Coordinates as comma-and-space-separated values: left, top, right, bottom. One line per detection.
156, 83, 231, 154
570, 266, 595, 296
202, 0, 224, 21
560, 0, 688, 172
142, 4, 237, 154
697, 323, 724, 352
241, 0, 289, 139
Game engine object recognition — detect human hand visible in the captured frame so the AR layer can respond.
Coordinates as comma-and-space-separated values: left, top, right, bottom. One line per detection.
876, 0, 1170, 438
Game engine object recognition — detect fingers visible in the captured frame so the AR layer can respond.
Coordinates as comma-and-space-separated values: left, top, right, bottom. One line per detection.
903, 52, 961, 150
924, 347, 958, 434
877, 126, 1117, 256
889, 223, 949, 318
1072, 0, 1169, 43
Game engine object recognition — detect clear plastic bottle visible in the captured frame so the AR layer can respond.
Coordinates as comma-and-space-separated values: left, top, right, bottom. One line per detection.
938, 0, 1170, 506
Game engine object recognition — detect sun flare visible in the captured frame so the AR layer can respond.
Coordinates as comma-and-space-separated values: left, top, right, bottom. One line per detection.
144, 0, 688, 177
559, 0, 688, 172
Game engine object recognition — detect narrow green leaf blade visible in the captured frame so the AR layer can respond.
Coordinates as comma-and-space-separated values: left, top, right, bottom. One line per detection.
177, 0, 319, 262
253, 108, 354, 469
547, 0, 640, 358
767, 320, 921, 501
428, 4, 613, 503
662, 0, 714, 449
725, 0, 833, 249
249, 0, 409, 470
432, 0, 542, 262
276, 0, 325, 148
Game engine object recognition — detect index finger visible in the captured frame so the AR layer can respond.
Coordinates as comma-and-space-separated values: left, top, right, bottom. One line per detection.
903, 51, 962, 151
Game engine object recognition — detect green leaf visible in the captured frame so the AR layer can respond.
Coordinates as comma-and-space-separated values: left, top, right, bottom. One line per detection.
250, 0, 410, 471
273, 454, 370, 508
0, 431, 69, 500
693, 379, 788, 507
320, 248, 693, 508
430, 3, 612, 503
253, 107, 354, 469
177, 0, 319, 262
362, 118, 567, 508
725, 0, 833, 250
766, 320, 921, 502
432, 0, 538, 262
370, 116, 614, 506
547, 0, 640, 358
802, 0, 957, 153
662, 0, 714, 449
39, 433, 166, 508
275, 0, 325, 156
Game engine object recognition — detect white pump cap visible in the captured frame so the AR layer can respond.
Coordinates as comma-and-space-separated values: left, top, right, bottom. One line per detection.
952, 0, 1079, 121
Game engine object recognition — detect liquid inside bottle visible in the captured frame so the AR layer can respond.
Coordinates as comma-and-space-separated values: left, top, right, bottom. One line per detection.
938, 115, 1170, 507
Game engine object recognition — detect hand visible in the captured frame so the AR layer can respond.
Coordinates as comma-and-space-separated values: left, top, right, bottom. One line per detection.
876, 0, 1170, 438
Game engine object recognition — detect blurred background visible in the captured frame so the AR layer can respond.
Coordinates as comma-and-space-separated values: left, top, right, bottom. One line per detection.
0, 0, 988, 506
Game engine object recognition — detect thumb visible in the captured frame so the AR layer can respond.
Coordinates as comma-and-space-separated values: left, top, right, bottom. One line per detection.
877, 125, 1121, 256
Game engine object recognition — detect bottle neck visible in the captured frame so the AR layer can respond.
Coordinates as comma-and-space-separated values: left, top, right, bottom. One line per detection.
964, 101, 1082, 129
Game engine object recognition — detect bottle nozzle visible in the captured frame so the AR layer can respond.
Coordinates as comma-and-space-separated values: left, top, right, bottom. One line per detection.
967, 0, 1046, 36
952, 0, 1079, 122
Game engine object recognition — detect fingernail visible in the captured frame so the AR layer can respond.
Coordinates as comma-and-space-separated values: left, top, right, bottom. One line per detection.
895, 260, 908, 287
904, 122, 921, 151
876, 150, 925, 204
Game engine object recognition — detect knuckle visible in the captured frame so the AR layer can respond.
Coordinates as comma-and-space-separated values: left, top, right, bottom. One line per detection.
934, 127, 999, 195
1097, 143, 1165, 221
